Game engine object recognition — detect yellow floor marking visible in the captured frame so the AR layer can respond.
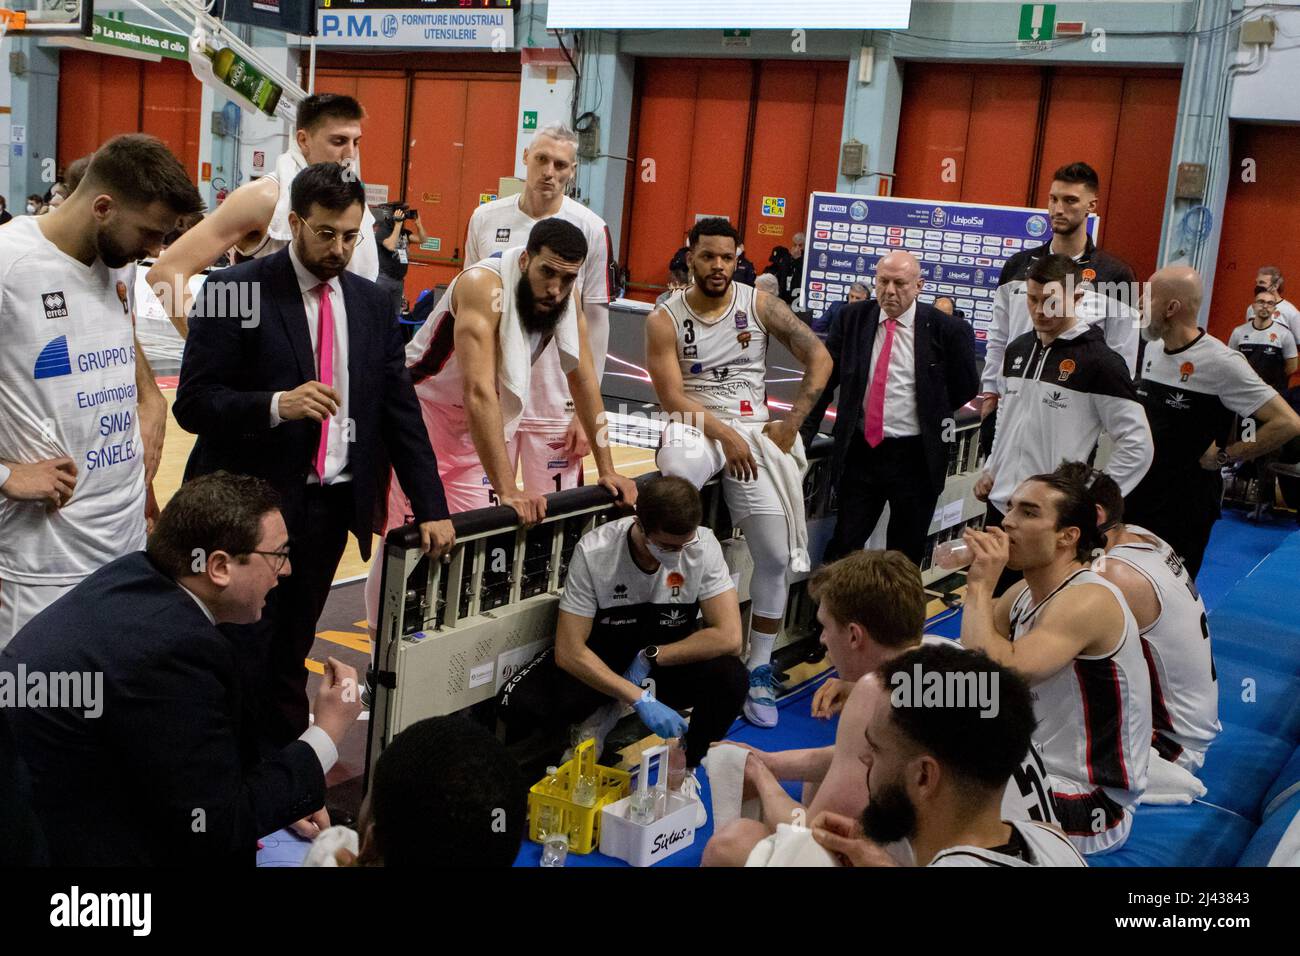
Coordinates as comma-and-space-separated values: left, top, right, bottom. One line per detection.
317, 630, 373, 654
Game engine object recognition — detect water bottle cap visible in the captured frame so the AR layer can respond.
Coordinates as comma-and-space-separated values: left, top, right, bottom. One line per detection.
546, 766, 558, 774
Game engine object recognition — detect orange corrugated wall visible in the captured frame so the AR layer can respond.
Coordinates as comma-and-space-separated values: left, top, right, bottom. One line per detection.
894, 63, 1179, 283
58, 52, 201, 179
623, 58, 847, 301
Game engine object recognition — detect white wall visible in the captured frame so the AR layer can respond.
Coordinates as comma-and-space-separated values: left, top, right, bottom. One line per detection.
1229, 0, 1300, 122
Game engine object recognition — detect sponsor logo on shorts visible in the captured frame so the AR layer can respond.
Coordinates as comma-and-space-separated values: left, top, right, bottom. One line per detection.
42, 291, 68, 320
710, 367, 731, 380
739, 400, 754, 416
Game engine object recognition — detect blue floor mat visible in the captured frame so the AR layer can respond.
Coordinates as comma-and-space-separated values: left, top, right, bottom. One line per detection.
1088, 802, 1255, 868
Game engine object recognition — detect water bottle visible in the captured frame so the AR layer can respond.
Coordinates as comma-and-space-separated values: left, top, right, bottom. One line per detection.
933, 539, 974, 571
537, 776, 569, 867
628, 786, 658, 825
543, 765, 564, 797
573, 771, 599, 807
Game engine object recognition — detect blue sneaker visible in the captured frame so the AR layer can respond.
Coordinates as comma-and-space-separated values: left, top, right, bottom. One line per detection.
743, 664, 779, 728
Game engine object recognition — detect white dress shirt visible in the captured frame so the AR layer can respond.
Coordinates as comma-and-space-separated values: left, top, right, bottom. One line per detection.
867, 300, 920, 438
269, 245, 352, 484
177, 579, 339, 774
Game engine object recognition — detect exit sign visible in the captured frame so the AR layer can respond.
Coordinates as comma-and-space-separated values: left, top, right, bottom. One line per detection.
1018, 4, 1055, 41
522, 110, 538, 131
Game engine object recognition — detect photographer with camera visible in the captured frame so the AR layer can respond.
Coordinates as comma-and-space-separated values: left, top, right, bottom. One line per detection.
375, 201, 429, 319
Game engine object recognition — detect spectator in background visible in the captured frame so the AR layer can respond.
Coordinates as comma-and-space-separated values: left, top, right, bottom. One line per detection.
754, 272, 781, 298
1246, 266, 1298, 335
25, 194, 43, 216
375, 202, 429, 319
790, 231, 805, 297
0, 196, 10, 226
814, 281, 869, 335
1231, 286, 1298, 392
62, 155, 91, 196
734, 242, 757, 286
656, 266, 691, 306
305, 715, 528, 867
764, 244, 798, 304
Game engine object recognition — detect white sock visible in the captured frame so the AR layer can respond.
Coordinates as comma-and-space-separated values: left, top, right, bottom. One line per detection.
746, 627, 776, 670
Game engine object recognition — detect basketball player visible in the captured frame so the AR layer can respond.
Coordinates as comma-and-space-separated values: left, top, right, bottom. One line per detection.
364, 218, 636, 628
0, 134, 205, 646
463, 123, 613, 497
702, 552, 1059, 867
809, 644, 1086, 868
148, 94, 378, 336
646, 217, 832, 729
960, 471, 1152, 854
1068, 463, 1220, 770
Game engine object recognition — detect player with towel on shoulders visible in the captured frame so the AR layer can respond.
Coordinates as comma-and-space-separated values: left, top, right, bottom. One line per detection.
646, 216, 832, 730
364, 218, 637, 631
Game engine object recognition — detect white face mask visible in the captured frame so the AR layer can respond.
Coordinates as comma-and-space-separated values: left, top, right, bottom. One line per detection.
640, 522, 699, 571
26, 203, 37, 215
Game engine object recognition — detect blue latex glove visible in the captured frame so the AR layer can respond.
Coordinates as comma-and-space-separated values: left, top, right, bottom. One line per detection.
622, 649, 652, 689
633, 690, 688, 739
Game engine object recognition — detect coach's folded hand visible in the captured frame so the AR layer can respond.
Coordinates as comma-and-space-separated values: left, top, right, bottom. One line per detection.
501, 489, 547, 526
1, 457, 78, 509
312, 656, 364, 745
720, 427, 759, 482
633, 690, 688, 739
418, 519, 455, 559
278, 382, 341, 423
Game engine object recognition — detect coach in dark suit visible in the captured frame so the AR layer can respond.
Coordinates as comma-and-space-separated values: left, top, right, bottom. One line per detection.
801, 251, 978, 564
0, 474, 362, 865
174, 163, 454, 745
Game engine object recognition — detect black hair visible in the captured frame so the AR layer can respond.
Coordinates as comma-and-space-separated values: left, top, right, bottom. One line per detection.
290, 162, 366, 218
1026, 253, 1082, 289
637, 475, 702, 536
1053, 461, 1124, 530
1026, 467, 1108, 562
82, 134, 205, 216
526, 217, 588, 262
369, 716, 528, 867
879, 643, 1037, 792
296, 93, 365, 133
1051, 162, 1100, 192
689, 217, 740, 249
147, 472, 281, 579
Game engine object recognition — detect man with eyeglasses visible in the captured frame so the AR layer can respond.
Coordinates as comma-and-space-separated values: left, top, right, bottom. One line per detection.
1241, 266, 1299, 336
1, 473, 365, 865
175, 163, 454, 747
497, 476, 747, 819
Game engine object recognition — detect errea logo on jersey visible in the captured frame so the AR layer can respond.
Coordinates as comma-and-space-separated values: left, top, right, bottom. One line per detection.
43, 290, 68, 320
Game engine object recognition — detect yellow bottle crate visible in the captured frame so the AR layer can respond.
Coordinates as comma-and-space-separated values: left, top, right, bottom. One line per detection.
528, 738, 631, 854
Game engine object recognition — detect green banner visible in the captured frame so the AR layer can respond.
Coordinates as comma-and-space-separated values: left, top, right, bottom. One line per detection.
91, 15, 189, 61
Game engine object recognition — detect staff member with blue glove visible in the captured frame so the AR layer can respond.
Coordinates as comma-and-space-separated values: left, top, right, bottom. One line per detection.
497, 476, 747, 814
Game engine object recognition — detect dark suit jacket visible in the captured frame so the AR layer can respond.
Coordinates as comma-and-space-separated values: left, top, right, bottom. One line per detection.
801, 300, 979, 496
0, 552, 325, 865
174, 250, 447, 559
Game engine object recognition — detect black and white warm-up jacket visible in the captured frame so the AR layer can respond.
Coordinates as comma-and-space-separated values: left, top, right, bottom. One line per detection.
984, 321, 1153, 515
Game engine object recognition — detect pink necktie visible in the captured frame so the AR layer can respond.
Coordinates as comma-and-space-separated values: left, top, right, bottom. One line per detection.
863, 317, 896, 448
314, 283, 335, 481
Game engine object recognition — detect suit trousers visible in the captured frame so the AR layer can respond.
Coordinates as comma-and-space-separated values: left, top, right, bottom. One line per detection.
826, 432, 937, 566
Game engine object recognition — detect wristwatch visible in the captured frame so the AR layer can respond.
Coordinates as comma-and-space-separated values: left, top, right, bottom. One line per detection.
644, 645, 660, 662
1216, 450, 1232, 466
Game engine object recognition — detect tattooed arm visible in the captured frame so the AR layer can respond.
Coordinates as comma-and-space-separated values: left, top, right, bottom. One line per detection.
755, 290, 833, 453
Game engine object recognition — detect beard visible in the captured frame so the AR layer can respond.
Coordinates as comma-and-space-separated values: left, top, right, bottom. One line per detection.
1141, 318, 1165, 343
95, 227, 140, 270
860, 776, 918, 846
695, 270, 732, 299
294, 236, 348, 281
516, 275, 568, 335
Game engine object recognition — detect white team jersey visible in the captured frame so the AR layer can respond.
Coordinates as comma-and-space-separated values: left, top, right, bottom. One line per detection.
404, 256, 549, 413
465, 194, 612, 425
1009, 568, 1151, 854
929, 820, 1087, 867
0, 216, 147, 584
1107, 525, 1220, 770
662, 282, 770, 422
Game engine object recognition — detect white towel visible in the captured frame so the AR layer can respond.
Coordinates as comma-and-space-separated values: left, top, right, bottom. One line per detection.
267, 144, 380, 281
1139, 748, 1207, 805
303, 825, 359, 867
495, 246, 582, 440
745, 823, 839, 867
701, 744, 763, 830
753, 430, 811, 573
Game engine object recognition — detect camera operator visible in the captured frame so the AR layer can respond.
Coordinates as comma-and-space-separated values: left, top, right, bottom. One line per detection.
375, 201, 429, 319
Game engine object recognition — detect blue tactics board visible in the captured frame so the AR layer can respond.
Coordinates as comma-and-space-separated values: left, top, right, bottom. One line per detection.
800, 193, 1097, 354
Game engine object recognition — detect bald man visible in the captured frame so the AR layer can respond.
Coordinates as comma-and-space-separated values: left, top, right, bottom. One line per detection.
802, 251, 978, 563
1127, 266, 1300, 576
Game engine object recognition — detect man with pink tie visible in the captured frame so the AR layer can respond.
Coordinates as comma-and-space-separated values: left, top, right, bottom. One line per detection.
175, 163, 454, 745
801, 251, 979, 564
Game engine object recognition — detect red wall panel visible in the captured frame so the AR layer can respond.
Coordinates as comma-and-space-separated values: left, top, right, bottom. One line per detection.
1105, 75, 1180, 282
